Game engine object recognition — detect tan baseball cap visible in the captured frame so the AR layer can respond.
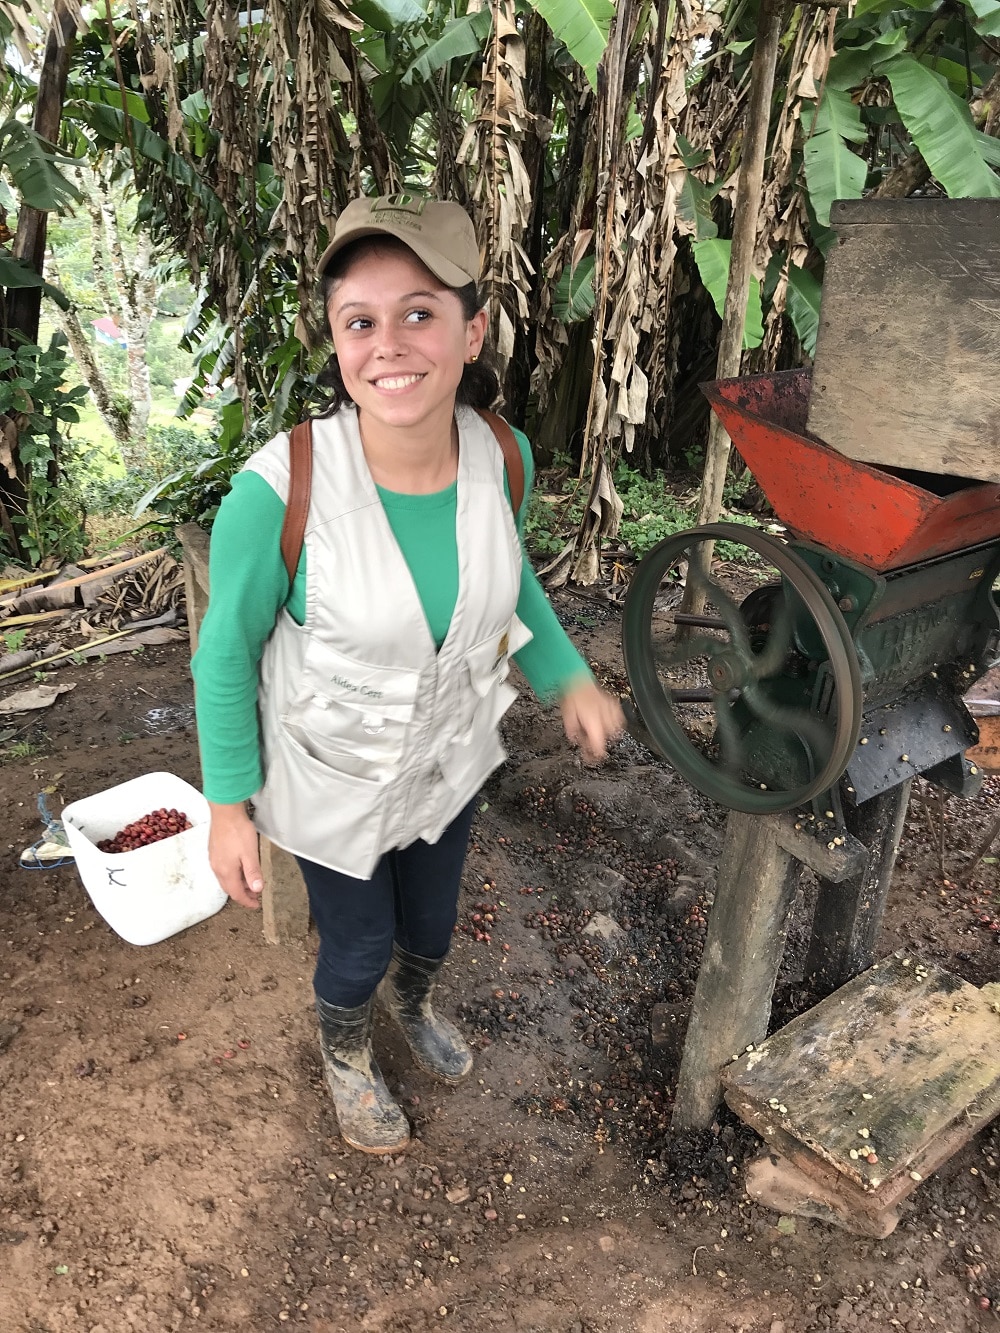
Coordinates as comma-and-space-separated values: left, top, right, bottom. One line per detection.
318, 194, 481, 288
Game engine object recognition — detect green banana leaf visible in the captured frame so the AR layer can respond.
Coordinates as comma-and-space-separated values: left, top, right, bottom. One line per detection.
963, 0, 1000, 38
68, 80, 150, 123
677, 172, 720, 239
786, 263, 822, 358
371, 71, 422, 145
675, 133, 719, 239
802, 89, 868, 228
528, 0, 615, 91
64, 101, 254, 251
402, 10, 493, 84
827, 28, 907, 92
880, 54, 1000, 197
917, 56, 982, 97
553, 255, 596, 323
352, 0, 426, 31
692, 238, 764, 351
0, 252, 70, 310
0, 120, 81, 212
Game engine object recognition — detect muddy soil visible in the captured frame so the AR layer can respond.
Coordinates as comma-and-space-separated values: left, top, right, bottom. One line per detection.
0, 598, 998, 1333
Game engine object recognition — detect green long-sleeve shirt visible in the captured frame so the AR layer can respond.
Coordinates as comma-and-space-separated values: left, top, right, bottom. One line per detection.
191, 427, 592, 804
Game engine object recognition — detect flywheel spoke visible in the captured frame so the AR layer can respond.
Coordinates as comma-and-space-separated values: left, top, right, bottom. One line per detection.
654, 632, 728, 673
687, 562, 751, 655
622, 522, 862, 815
712, 696, 744, 774
741, 680, 832, 767
751, 593, 794, 679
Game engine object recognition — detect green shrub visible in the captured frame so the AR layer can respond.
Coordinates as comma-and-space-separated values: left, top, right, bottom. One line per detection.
76, 423, 212, 517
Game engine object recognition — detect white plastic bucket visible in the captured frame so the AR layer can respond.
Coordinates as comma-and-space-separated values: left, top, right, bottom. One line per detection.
62, 771, 227, 946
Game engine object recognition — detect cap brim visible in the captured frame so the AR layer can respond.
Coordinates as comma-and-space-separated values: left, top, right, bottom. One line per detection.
318, 223, 475, 288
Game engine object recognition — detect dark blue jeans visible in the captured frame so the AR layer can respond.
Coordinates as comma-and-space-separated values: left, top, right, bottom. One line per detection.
296, 798, 477, 1008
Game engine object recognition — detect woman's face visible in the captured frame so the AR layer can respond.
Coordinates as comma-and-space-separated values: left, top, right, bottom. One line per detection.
326, 245, 487, 437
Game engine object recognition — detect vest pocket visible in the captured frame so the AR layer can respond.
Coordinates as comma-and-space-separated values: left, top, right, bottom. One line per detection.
284, 643, 419, 778
438, 632, 519, 792
454, 622, 528, 740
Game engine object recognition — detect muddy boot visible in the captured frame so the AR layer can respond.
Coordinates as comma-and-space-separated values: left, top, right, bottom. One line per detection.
315, 995, 410, 1155
379, 945, 473, 1083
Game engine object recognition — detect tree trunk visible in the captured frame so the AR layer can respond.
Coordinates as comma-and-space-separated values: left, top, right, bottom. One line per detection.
681, 0, 784, 619
6, 0, 78, 343
1, 0, 78, 564
105, 211, 155, 459
47, 254, 130, 454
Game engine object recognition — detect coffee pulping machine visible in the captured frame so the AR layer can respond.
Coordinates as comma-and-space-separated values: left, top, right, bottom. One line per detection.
622, 200, 1000, 1130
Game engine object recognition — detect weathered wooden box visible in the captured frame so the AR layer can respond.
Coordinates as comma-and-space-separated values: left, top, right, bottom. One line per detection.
722, 953, 1000, 1233
806, 199, 1000, 483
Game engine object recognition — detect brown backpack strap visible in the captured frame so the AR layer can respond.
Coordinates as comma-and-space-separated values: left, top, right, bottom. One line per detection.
476, 408, 525, 517
279, 412, 523, 588
280, 420, 313, 586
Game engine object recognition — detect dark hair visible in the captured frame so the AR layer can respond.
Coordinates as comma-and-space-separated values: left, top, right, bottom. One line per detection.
313, 236, 500, 418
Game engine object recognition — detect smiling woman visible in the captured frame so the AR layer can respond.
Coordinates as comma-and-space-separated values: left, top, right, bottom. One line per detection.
190, 192, 624, 1157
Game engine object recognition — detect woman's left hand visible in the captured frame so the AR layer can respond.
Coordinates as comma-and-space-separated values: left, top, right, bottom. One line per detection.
559, 678, 625, 764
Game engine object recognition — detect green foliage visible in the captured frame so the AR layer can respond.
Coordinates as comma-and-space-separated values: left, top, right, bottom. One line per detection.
0, 252, 69, 311
615, 463, 761, 558
0, 738, 44, 763
691, 239, 764, 350
530, 0, 616, 90
524, 487, 586, 558
2, 628, 27, 652
0, 118, 82, 212
0, 336, 89, 566
74, 422, 214, 517
801, 89, 868, 227
553, 256, 596, 323
401, 10, 493, 84
615, 467, 697, 557
675, 133, 721, 240
881, 56, 1000, 198
131, 405, 268, 531
523, 457, 766, 564
786, 264, 823, 357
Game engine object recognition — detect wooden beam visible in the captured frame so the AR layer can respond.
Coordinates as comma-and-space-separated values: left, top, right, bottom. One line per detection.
804, 782, 912, 995
672, 809, 802, 1130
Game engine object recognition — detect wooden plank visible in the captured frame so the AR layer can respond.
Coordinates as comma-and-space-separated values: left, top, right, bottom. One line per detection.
176, 523, 211, 654
745, 1150, 901, 1238
175, 522, 311, 945
722, 956, 1000, 1218
806, 198, 1000, 482
261, 838, 311, 945
966, 711, 1000, 772
804, 781, 911, 995
672, 811, 802, 1130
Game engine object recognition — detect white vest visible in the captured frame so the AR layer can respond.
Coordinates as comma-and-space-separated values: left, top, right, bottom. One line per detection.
243, 405, 532, 878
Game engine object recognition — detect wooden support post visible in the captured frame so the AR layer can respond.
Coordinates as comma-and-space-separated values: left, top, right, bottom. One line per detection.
672, 811, 802, 1131
260, 838, 311, 945
175, 523, 310, 944
680, 0, 785, 623
176, 523, 210, 654
804, 781, 911, 996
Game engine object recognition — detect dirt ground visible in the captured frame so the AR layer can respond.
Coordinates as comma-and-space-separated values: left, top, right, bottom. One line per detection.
1, 594, 998, 1333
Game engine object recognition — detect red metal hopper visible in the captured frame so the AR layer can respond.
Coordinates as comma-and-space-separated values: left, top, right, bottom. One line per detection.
702, 370, 1000, 573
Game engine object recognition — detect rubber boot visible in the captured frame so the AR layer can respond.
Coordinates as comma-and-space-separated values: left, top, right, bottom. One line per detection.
315, 994, 410, 1155
378, 945, 473, 1083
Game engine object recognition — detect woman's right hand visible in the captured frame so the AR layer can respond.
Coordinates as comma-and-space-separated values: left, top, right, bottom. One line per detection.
208, 801, 265, 910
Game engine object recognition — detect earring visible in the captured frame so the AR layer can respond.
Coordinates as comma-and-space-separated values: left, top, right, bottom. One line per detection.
469, 354, 478, 364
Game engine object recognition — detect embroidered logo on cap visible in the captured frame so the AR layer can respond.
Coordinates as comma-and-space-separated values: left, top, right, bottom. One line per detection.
371, 193, 426, 217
